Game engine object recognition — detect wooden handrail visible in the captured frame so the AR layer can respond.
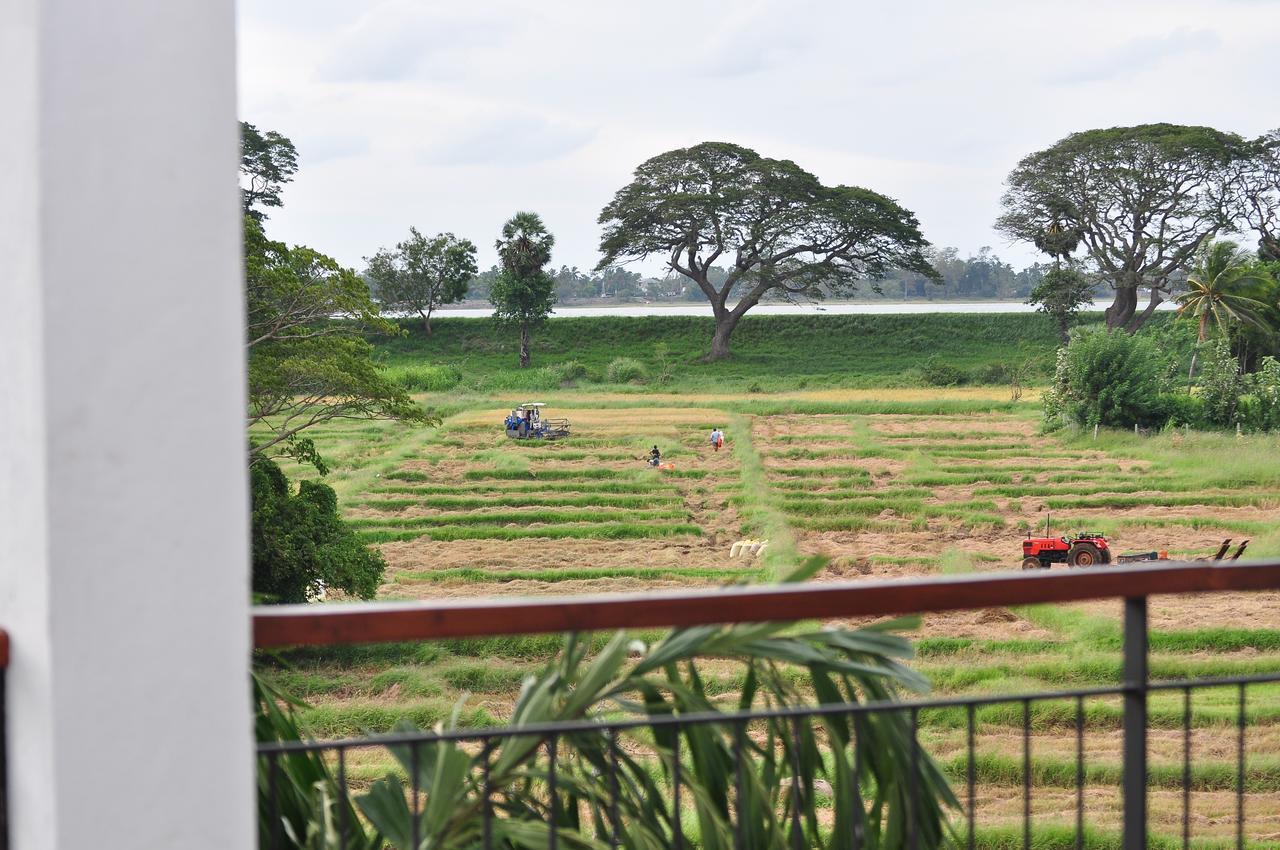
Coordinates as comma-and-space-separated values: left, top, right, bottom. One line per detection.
253, 559, 1280, 649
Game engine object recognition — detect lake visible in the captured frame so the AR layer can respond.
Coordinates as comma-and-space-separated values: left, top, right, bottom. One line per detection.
431, 299, 1174, 319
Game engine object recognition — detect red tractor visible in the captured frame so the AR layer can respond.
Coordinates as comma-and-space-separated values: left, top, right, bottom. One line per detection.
1022, 531, 1111, 569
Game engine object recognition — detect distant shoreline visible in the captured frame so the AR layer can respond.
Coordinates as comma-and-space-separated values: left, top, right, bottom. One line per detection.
426, 299, 1174, 319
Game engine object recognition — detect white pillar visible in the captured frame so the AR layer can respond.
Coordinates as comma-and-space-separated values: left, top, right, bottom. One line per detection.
0, 2, 252, 849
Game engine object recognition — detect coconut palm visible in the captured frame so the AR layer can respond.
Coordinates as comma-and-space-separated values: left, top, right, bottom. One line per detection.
1177, 241, 1272, 343
1176, 241, 1273, 379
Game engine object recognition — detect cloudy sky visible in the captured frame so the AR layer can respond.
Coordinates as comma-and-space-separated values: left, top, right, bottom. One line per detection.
237, 0, 1278, 275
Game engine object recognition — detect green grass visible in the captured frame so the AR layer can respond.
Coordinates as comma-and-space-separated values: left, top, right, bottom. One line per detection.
358, 522, 704, 543
395, 566, 762, 584
345, 508, 690, 528
373, 313, 1065, 392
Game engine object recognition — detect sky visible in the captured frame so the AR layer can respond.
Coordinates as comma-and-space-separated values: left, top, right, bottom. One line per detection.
237, 0, 1279, 275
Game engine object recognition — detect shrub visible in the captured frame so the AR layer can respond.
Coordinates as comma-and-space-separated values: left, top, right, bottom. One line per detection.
552, 359, 588, 385
1197, 340, 1245, 427
251, 459, 385, 603
1160, 393, 1205, 428
970, 362, 1010, 385
921, 355, 965, 387
387, 363, 462, 392
1242, 356, 1280, 431
605, 356, 647, 383
1042, 327, 1170, 429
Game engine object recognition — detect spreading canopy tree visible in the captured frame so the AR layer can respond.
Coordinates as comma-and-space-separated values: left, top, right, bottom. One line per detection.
246, 215, 430, 466
365, 228, 478, 334
596, 141, 939, 360
491, 211, 556, 368
996, 124, 1249, 333
1238, 129, 1280, 261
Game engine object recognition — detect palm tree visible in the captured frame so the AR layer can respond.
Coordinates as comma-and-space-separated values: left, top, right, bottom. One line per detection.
1176, 241, 1272, 379
493, 212, 556, 367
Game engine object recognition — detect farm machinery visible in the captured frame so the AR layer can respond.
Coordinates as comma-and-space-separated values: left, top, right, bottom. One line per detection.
504, 402, 571, 441
1021, 530, 1111, 569
1020, 516, 1250, 570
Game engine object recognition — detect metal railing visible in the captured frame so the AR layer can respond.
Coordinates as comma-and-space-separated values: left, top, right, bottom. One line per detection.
253, 560, 1280, 850
3, 562, 1278, 850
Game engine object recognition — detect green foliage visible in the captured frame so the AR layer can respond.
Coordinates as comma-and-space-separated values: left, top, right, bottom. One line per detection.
920, 355, 965, 387
1240, 356, 1280, 431
240, 121, 298, 221
1197, 339, 1245, 426
245, 215, 430, 466
1042, 327, 1171, 428
254, 673, 381, 850
375, 312, 1070, 393
492, 211, 557, 367
997, 123, 1250, 332
1028, 265, 1095, 341
364, 228, 477, 334
251, 458, 385, 603
1175, 240, 1273, 343
604, 356, 647, 383
553, 359, 589, 385
597, 141, 939, 358
384, 364, 463, 392
357, 604, 956, 850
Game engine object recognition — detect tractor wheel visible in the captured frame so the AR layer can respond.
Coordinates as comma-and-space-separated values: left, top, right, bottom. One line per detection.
1068, 542, 1101, 567
1021, 557, 1044, 571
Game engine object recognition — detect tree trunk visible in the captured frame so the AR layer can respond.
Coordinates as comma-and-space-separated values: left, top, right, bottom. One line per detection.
420, 309, 432, 336
1057, 314, 1070, 345
1123, 287, 1163, 333
519, 324, 531, 368
707, 311, 742, 361
1105, 282, 1137, 330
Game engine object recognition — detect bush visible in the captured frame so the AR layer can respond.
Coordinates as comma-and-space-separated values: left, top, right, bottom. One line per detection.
920, 355, 965, 387
1159, 393, 1205, 428
605, 357, 647, 383
1197, 340, 1245, 427
1242, 356, 1280, 431
970, 362, 1010, 385
387, 363, 462, 392
251, 459, 385, 603
1043, 327, 1170, 429
553, 359, 588, 385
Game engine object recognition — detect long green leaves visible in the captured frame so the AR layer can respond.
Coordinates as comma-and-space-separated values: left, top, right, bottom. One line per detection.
254, 673, 382, 850
355, 610, 956, 849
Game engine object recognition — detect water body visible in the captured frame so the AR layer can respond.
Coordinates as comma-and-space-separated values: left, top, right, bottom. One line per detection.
432, 299, 1175, 319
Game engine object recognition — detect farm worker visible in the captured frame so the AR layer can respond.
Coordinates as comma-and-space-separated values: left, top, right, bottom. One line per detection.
649, 445, 662, 466
709, 427, 725, 452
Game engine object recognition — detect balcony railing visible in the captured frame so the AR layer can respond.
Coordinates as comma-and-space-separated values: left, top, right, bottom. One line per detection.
5, 561, 1280, 850
251, 560, 1280, 850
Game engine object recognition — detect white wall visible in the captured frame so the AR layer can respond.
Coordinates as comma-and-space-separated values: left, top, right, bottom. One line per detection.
0, 2, 252, 848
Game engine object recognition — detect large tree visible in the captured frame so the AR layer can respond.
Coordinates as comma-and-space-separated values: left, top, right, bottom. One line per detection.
365, 228, 478, 334
491, 211, 556, 368
246, 216, 429, 465
597, 142, 940, 360
1237, 129, 1280, 261
996, 124, 1248, 333
240, 121, 298, 221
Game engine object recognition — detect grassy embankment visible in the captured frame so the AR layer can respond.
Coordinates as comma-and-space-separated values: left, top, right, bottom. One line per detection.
256, 312, 1279, 846
374, 312, 1076, 394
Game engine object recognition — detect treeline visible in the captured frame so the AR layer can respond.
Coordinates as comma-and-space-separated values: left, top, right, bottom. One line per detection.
455, 247, 1057, 305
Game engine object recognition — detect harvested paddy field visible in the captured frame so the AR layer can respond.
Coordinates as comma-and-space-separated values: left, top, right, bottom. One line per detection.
260, 388, 1280, 847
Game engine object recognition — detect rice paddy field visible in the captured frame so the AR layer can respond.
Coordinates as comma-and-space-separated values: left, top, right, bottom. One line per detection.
258, 381, 1280, 848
